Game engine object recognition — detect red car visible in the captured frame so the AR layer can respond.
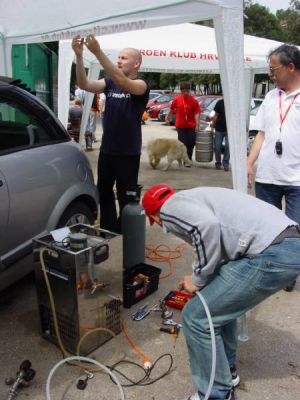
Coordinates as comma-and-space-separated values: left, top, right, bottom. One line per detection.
147, 93, 177, 119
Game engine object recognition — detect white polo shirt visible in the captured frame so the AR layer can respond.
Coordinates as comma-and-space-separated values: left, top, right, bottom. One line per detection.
254, 87, 300, 185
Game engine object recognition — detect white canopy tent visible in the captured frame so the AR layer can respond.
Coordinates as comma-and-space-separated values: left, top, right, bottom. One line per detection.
0, 0, 246, 191
58, 23, 284, 148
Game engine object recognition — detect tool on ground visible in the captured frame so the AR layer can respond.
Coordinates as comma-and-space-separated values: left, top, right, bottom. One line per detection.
159, 299, 173, 319
164, 290, 193, 310
132, 303, 150, 321
5, 360, 35, 400
163, 319, 182, 328
160, 325, 181, 338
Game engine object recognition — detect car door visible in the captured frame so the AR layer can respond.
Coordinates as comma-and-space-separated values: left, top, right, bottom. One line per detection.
0, 169, 9, 268
0, 93, 68, 268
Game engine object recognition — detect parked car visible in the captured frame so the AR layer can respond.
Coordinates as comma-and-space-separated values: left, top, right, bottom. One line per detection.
157, 94, 219, 126
0, 77, 99, 291
199, 97, 222, 130
196, 95, 222, 110
157, 102, 172, 123
148, 91, 162, 101
147, 93, 176, 118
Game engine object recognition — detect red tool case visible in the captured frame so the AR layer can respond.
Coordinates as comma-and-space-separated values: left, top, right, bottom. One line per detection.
164, 290, 193, 310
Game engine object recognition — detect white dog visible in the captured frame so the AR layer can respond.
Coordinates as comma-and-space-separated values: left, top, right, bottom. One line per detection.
147, 138, 192, 170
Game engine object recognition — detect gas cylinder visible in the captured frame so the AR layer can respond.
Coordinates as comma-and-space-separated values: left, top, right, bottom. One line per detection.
121, 185, 145, 269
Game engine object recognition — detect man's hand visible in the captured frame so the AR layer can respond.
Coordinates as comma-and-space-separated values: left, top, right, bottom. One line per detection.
84, 34, 101, 58
247, 163, 254, 189
72, 35, 84, 57
178, 275, 202, 294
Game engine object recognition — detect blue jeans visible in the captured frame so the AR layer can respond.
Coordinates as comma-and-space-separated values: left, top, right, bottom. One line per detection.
182, 238, 300, 399
177, 128, 196, 160
214, 131, 229, 168
255, 182, 300, 225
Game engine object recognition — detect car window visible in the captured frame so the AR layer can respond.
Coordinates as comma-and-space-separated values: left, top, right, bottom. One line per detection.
202, 98, 217, 108
251, 99, 263, 109
206, 98, 220, 111
250, 105, 261, 116
149, 92, 161, 100
0, 100, 53, 152
156, 95, 170, 103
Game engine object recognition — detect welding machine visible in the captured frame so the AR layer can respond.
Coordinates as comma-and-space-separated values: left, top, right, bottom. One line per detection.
33, 224, 122, 355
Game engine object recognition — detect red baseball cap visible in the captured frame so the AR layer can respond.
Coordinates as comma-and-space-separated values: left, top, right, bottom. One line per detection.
142, 184, 175, 225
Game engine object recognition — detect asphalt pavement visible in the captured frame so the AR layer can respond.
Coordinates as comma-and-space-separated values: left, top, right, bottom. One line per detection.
0, 119, 299, 400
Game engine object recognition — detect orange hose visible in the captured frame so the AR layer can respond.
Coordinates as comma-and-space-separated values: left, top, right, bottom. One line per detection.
121, 321, 149, 365
145, 243, 186, 279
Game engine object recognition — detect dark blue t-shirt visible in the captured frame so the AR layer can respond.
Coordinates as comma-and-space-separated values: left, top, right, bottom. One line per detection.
101, 76, 150, 155
214, 99, 227, 132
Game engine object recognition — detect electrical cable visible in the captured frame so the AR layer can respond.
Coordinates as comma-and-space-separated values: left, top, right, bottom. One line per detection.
109, 353, 174, 387
46, 356, 125, 400
195, 291, 216, 400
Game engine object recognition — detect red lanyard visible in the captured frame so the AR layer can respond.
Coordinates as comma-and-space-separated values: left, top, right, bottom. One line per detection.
182, 96, 189, 120
279, 90, 298, 132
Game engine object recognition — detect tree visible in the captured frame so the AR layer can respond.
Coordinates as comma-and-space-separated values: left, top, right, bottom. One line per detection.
277, 1, 300, 45
244, 2, 285, 41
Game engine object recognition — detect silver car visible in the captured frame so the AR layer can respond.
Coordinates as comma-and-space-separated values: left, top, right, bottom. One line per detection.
0, 77, 98, 291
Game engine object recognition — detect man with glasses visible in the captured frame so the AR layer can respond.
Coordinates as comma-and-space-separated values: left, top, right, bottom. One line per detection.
247, 44, 300, 291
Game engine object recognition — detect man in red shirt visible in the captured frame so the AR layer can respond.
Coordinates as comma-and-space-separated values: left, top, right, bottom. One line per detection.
166, 82, 201, 166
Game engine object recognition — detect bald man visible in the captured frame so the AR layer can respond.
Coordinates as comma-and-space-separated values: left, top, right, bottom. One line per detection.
72, 35, 150, 233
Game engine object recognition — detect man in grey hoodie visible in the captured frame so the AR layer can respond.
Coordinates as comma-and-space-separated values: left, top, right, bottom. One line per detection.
142, 184, 300, 400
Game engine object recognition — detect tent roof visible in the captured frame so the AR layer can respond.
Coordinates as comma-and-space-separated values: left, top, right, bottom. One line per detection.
1, 0, 250, 193
61, 23, 285, 73
1, 0, 242, 44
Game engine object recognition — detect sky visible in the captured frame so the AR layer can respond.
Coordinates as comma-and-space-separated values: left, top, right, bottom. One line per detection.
255, 0, 291, 14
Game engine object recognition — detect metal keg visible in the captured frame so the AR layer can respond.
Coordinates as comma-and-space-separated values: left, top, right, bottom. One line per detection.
195, 129, 213, 162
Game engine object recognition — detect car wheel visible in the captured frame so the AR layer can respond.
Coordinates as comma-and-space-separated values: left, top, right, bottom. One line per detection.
57, 201, 95, 228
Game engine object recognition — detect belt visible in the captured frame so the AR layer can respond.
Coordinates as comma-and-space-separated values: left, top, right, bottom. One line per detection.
271, 226, 300, 246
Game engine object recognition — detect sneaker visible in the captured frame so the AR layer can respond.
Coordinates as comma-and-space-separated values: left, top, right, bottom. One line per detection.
182, 389, 234, 400
284, 279, 296, 292
223, 165, 229, 172
215, 163, 221, 170
231, 366, 240, 387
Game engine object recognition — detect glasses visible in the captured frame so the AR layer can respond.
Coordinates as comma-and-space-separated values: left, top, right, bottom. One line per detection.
268, 64, 283, 73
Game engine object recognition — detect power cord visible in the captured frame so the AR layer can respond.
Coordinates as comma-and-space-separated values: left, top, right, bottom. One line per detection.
145, 243, 186, 279
108, 353, 174, 387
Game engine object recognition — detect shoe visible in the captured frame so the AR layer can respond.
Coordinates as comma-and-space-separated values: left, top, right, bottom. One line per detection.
231, 366, 240, 387
284, 279, 296, 292
215, 163, 221, 170
223, 166, 229, 172
184, 163, 192, 168
182, 388, 235, 400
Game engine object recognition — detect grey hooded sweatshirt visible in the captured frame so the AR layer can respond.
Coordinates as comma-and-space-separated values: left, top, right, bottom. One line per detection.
160, 187, 297, 287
